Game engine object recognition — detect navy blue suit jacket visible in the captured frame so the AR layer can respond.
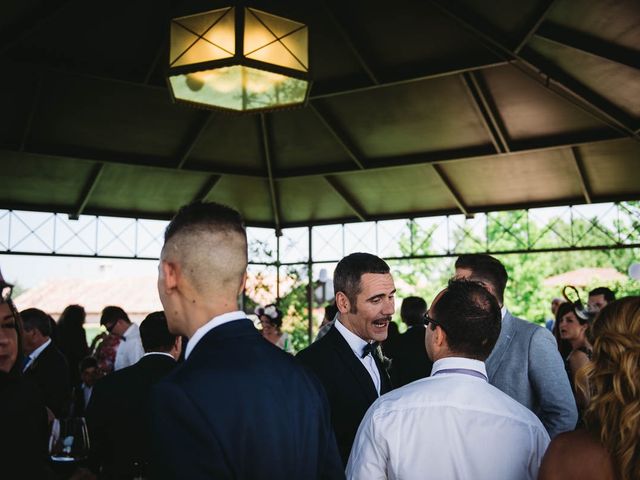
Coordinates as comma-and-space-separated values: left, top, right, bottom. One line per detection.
150, 319, 343, 480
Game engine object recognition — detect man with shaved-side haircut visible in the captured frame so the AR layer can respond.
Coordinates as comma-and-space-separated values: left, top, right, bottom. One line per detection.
150, 202, 343, 480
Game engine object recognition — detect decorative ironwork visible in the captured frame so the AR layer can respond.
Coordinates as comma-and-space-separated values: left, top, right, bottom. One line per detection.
2, 201, 638, 343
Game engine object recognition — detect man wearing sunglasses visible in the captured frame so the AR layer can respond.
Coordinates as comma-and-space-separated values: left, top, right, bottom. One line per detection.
347, 280, 549, 480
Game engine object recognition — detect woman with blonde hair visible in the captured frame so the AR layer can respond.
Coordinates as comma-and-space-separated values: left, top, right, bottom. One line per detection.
539, 296, 640, 480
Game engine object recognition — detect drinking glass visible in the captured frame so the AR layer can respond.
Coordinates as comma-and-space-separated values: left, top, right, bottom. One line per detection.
49, 417, 90, 463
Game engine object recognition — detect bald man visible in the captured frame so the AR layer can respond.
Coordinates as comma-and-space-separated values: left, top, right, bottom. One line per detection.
150, 202, 343, 480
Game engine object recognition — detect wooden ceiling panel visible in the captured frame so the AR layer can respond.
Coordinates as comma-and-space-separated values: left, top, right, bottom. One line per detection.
322, 77, 491, 158
278, 177, 358, 224
577, 139, 640, 197
483, 65, 609, 143
440, 149, 584, 207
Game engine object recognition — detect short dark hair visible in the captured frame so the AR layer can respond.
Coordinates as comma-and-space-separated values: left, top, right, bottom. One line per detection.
100, 306, 130, 327
164, 201, 246, 243
455, 254, 508, 304
140, 311, 177, 353
400, 296, 427, 326
20, 308, 51, 336
79, 356, 98, 373
334, 253, 390, 308
589, 287, 615, 303
431, 279, 501, 361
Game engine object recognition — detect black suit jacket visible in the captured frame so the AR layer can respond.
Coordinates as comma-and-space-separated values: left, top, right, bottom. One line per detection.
86, 353, 176, 478
296, 324, 392, 465
0, 372, 51, 479
24, 342, 71, 418
150, 318, 343, 480
389, 325, 433, 388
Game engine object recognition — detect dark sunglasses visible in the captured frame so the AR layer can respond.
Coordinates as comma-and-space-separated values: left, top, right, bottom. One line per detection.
423, 312, 447, 333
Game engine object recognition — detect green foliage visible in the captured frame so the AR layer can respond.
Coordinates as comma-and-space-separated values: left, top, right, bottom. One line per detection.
392, 207, 640, 325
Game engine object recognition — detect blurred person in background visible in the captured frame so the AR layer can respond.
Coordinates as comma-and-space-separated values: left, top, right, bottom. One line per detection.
99, 306, 144, 371
546, 297, 565, 331
388, 296, 433, 387
539, 297, 640, 480
70, 356, 101, 418
588, 287, 615, 314
21, 307, 71, 419
555, 302, 592, 418
315, 302, 338, 342
58, 304, 89, 386
256, 304, 294, 353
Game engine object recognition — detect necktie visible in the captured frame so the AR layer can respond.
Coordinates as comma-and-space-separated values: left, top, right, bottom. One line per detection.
22, 355, 32, 371
361, 342, 379, 359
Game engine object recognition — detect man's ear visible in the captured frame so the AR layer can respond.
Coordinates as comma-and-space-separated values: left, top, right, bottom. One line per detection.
335, 291, 350, 314
237, 271, 248, 297
434, 326, 447, 348
160, 260, 179, 294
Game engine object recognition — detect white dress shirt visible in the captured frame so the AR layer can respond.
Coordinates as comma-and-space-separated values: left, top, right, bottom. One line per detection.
114, 323, 144, 371
334, 318, 381, 395
23, 338, 51, 372
347, 356, 550, 480
185, 310, 246, 359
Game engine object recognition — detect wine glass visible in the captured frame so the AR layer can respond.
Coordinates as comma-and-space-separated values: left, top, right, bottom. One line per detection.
49, 417, 90, 463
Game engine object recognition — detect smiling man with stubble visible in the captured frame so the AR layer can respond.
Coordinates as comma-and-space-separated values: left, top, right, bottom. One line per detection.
297, 252, 396, 466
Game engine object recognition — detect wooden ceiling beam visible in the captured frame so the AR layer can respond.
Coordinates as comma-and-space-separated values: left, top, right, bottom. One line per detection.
176, 112, 215, 169
309, 102, 366, 170
570, 147, 592, 204
535, 23, 640, 71
431, 164, 471, 218
321, 1, 379, 85
70, 162, 105, 220
192, 175, 222, 203
7, 56, 508, 102
514, 0, 558, 53
428, 0, 640, 142
323, 176, 368, 222
259, 114, 283, 235
274, 132, 623, 179
6, 146, 262, 178
461, 71, 510, 153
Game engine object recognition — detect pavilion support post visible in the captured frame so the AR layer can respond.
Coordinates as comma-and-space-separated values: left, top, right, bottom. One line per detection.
307, 226, 314, 344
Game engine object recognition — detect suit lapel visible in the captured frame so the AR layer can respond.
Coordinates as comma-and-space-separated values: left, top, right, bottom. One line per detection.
486, 310, 516, 377
327, 327, 379, 403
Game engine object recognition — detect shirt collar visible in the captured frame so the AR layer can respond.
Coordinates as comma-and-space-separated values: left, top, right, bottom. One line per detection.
334, 316, 369, 358
501, 306, 507, 319
431, 356, 487, 378
185, 310, 246, 359
29, 337, 51, 362
122, 323, 138, 339
142, 351, 175, 360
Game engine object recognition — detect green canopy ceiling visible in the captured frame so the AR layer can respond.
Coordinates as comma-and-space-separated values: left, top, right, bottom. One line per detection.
1, 0, 639, 230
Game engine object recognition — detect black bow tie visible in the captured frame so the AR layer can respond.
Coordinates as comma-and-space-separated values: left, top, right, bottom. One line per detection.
361, 342, 379, 359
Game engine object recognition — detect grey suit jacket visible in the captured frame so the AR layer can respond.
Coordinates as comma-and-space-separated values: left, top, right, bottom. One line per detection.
486, 310, 577, 439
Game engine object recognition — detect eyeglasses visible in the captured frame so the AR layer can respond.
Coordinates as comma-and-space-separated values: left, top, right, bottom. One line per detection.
423, 312, 447, 333
1, 284, 13, 303
105, 322, 117, 333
